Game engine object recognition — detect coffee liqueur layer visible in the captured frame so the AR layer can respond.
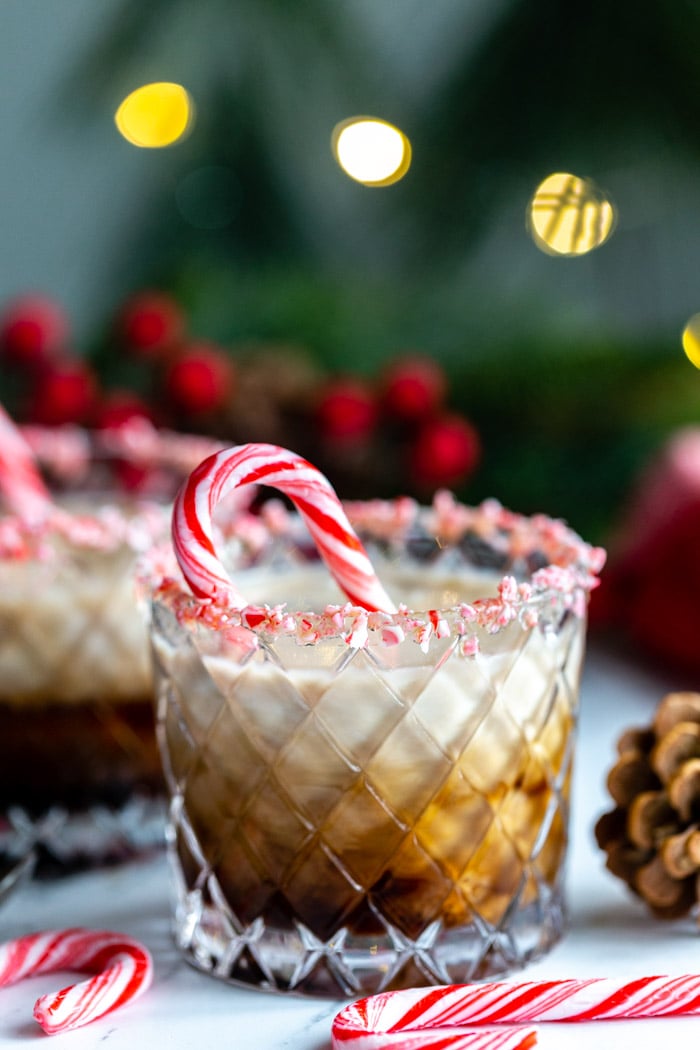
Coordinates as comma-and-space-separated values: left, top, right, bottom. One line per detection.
0, 700, 162, 813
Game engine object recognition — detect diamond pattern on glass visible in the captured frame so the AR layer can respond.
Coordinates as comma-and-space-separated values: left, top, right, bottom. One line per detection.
1, 551, 152, 704
153, 562, 586, 995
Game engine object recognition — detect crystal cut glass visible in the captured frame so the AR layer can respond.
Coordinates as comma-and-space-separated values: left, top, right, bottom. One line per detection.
150, 498, 601, 995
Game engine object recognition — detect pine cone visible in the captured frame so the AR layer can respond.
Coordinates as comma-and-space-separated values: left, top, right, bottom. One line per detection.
595, 691, 700, 919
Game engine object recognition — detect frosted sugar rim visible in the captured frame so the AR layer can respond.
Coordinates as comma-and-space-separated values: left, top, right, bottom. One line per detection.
149, 491, 606, 655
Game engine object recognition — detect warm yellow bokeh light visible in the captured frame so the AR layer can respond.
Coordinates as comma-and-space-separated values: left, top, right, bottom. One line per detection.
115, 82, 194, 148
332, 117, 411, 187
527, 172, 616, 257
682, 314, 700, 368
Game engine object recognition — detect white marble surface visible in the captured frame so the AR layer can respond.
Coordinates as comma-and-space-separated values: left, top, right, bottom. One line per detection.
0, 645, 698, 1049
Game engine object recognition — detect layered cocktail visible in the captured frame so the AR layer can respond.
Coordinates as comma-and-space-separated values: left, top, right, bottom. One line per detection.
0, 418, 222, 860
149, 447, 604, 995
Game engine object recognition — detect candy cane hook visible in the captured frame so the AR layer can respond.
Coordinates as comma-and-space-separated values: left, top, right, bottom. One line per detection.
0, 928, 153, 1034
172, 443, 395, 612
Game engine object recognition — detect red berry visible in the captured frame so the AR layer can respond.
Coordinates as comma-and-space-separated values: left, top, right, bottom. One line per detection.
112, 459, 158, 495
119, 292, 186, 358
163, 342, 234, 416
94, 390, 154, 430
381, 355, 446, 422
27, 360, 98, 426
315, 379, 378, 442
93, 392, 161, 494
0, 294, 69, 369
409, 413, 480, 489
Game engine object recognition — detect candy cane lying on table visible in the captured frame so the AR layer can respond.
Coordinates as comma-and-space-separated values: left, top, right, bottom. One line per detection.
331, 975, 700, 1050
0, 928, 153, 1035
173, 442, 396, 612
0, 403, 52, 522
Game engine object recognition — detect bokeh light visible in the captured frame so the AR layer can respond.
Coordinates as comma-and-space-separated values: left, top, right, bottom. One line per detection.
527, 172, 616, 257
115, 82, 194, 148
682, 313, 700, 368
331, 117, 411, 186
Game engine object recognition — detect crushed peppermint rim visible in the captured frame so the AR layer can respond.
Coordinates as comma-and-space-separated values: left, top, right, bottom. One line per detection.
148, 490, 606, 657
0, 502, 170, 561
0, 421, 227, 561
19, 419, 225, 486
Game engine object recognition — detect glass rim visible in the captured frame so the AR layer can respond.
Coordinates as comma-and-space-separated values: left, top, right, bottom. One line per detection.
148, 491, 605, 656
19, 418, 224, 488
0, 420, 224, 560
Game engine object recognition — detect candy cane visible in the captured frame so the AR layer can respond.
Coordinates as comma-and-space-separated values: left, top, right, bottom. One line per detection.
0, 403, 52, 521
0, 928, 153, 1035
173, 443, 396, 612
333, 1024, 537, 1050
331, 975, 700, 1050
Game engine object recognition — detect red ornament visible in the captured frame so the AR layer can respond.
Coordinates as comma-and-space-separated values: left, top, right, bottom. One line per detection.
0, 294, 69, 369
380, 355, 446, 422
590, 428, 700, 675
628, 507, 700, 673
163, 342, 235, 416
27, 360, 98, 426
315, 379, 378, 442
409, 413, 480, 489
119, 291, 185, 358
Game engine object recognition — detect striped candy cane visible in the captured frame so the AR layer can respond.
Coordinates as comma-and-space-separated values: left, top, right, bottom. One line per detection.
0, 403, 52, 521
331, 975, 700, 1050
172, 443, 396, 612
0, 928, 153, 1035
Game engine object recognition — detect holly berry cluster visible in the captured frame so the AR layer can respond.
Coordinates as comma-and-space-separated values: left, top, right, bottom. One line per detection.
0, 294, 94, 426
312, 360, 480, 493
0, 291, 235, 429
0, 290, 480, 497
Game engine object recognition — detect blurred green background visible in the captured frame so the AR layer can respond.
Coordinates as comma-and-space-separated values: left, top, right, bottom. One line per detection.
3, 0, 700, 545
